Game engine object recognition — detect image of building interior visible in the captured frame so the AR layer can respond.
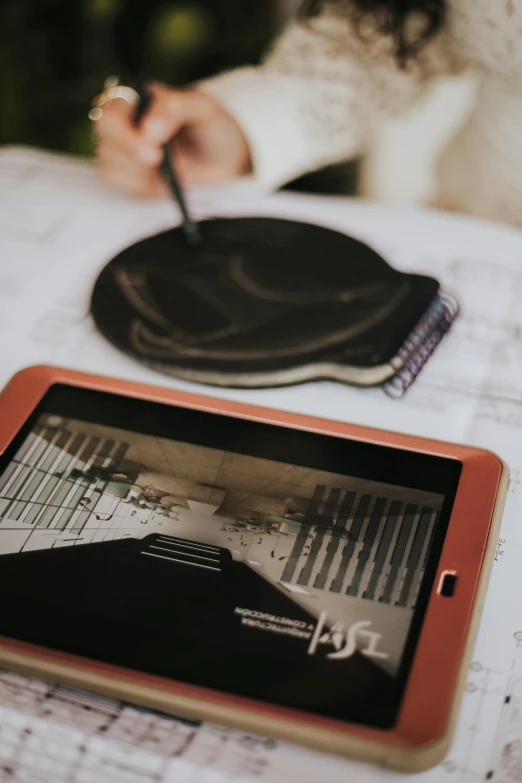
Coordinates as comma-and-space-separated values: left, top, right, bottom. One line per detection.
0, 413, 443, 674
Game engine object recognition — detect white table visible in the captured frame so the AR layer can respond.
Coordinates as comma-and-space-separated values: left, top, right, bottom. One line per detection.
0, 146, 521, 783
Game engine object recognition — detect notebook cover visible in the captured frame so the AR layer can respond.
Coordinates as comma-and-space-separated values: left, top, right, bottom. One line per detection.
91, 217, 440, 383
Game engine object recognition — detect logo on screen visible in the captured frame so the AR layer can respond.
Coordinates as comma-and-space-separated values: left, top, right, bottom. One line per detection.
308, 611, 389, 661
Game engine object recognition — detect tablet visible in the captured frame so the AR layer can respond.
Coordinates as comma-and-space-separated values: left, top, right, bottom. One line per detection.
0, 366, 508, 771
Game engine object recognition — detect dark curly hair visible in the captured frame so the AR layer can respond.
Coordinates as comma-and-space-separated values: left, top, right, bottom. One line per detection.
301, 0, 447, 66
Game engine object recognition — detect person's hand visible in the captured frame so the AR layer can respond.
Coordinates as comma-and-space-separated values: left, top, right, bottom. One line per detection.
95, 83, 252, 198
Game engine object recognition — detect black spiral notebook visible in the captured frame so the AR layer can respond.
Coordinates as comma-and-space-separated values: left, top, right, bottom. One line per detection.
91, 217, 459, 396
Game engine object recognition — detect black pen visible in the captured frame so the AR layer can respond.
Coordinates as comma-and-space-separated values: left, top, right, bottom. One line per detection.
133, 74, 202, 247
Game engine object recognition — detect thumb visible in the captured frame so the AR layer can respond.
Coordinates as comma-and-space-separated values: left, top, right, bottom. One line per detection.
140, 84, 210, 145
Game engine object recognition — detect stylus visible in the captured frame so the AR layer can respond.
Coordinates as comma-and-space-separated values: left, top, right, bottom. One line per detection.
133, 75, 202, 248
113, 11, 201, 247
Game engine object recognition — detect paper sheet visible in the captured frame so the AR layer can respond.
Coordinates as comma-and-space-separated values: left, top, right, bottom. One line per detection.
0, 145, 521, 783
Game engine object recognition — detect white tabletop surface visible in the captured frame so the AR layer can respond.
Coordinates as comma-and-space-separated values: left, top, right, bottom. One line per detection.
0, 146, 521, 783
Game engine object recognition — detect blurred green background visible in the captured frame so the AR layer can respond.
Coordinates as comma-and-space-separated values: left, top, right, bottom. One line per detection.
0, 0, 281, 156
0, 0, 357, 193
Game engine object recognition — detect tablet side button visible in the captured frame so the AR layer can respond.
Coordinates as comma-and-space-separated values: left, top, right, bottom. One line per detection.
438, 570, 458, 597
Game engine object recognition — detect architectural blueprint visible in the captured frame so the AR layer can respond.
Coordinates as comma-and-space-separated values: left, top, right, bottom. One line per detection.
0, 146, 521, 782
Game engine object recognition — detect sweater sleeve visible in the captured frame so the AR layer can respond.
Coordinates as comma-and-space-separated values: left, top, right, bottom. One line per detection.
199, 11, 460, 190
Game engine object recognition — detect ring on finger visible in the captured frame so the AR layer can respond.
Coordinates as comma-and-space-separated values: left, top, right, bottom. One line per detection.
88, 75, 139, 121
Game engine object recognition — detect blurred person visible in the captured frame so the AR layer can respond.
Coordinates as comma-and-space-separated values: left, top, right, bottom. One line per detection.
94, 0, 522, 227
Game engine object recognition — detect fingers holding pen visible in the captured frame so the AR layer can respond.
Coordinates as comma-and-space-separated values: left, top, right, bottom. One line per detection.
94, 96, 169, 197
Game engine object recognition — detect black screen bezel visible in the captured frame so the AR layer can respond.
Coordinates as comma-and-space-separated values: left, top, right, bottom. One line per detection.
0, 383, 462, 728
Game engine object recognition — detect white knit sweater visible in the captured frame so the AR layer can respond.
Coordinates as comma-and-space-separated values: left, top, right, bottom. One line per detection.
202, 1, 522, 227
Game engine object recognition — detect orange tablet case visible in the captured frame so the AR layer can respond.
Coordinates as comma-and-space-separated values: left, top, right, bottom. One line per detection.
0, 366, 509, 772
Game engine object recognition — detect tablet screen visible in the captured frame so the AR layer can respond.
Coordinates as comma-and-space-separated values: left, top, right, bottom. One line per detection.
0, 385, 461, 728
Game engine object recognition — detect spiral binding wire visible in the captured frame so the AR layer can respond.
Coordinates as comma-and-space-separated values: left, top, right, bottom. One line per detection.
384, 291, 460, 399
